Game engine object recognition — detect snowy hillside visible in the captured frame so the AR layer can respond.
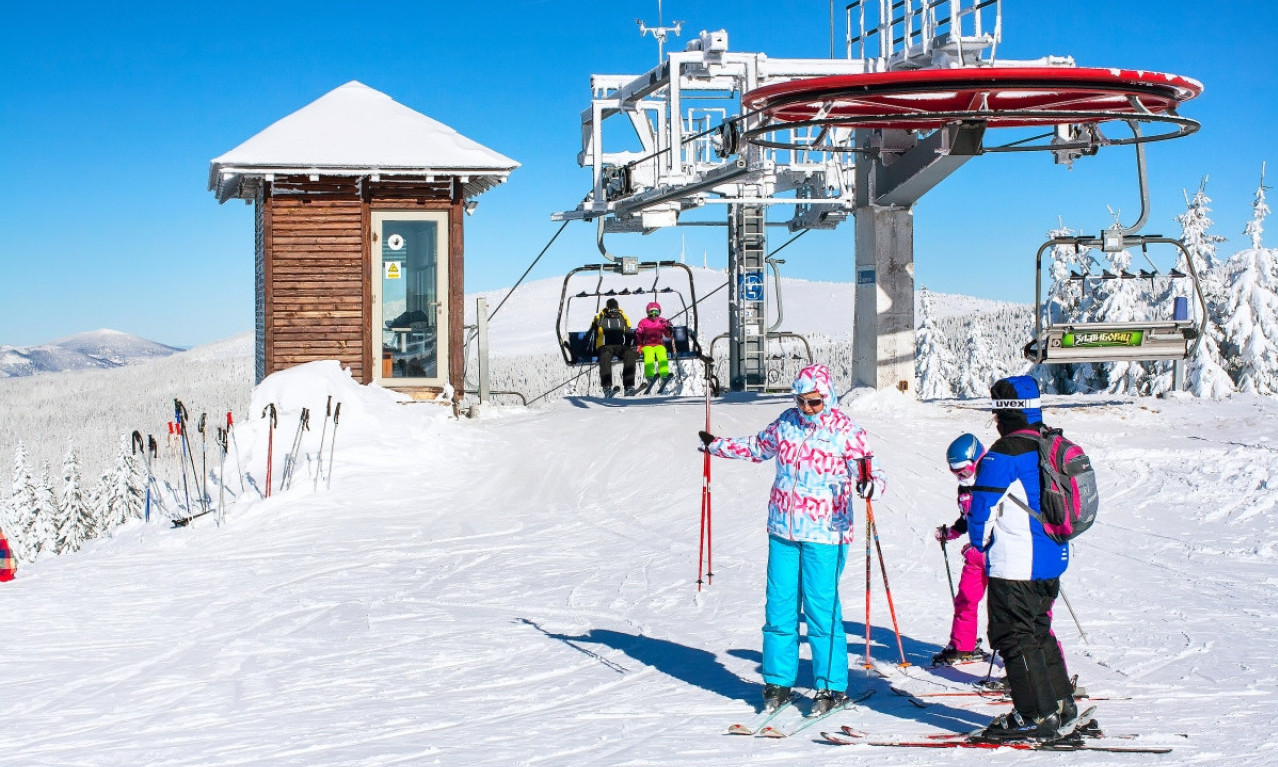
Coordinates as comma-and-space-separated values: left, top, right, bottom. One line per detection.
0, 333, 252, 478
1, 359, 1275, 765
0, 329, 181, 378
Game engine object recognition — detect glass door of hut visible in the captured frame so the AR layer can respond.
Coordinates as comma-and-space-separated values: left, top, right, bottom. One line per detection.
371, 211, 449, 387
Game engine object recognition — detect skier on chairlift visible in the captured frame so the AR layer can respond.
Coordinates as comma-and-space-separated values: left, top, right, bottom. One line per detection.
587, 298, 638, 396
634, 301, 674, 394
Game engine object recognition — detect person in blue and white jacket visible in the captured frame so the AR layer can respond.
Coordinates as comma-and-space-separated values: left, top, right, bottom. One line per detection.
698, 364, 885, 716
966, 375, 1078, 742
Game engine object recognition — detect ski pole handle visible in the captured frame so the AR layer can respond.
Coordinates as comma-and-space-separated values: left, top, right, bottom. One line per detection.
227, 410, 234, 427
175, 399, 188, 422
301, 407, 310, 430
332, 402, 341, 425
132, 430, 144, 454
325, 395, 332, 417
263, 403, 277, 427
198, 413, 207, 435
857, 455, 873, 484
148, 435, 158, 458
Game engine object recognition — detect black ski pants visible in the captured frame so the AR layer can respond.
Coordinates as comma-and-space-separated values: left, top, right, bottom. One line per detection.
987, 577, 1072, 721
597, 345, 637, 389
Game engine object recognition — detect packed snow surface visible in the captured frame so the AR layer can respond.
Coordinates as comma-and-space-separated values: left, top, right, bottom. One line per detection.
2, 362, 1275, 765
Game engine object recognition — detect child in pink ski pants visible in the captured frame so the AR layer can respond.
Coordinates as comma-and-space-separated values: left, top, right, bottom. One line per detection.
937, 475, 987, 655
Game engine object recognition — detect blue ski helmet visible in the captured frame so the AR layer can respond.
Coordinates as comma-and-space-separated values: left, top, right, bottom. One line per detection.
946, 433, 984, 470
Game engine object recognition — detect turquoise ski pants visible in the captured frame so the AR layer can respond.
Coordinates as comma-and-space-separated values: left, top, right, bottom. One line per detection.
763, 534, 849, 692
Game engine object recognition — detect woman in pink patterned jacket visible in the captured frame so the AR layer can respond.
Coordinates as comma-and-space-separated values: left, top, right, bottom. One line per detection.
698, 363, 884, 715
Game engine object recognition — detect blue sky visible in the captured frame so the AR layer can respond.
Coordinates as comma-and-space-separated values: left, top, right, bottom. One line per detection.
1, 1, 1274, 347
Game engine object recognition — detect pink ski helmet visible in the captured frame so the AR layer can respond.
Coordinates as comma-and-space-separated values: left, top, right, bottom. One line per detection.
645, 301, 662, 315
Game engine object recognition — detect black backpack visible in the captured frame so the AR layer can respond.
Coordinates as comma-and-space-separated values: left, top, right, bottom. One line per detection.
1007, 425, 1099, 543
596, 310, 629, 346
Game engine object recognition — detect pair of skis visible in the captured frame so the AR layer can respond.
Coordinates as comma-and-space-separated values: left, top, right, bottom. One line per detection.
821, 722, 1176, 753
727, 690, 875, 738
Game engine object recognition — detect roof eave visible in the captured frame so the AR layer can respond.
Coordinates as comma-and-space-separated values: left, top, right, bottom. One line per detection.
210, 165, 517, 204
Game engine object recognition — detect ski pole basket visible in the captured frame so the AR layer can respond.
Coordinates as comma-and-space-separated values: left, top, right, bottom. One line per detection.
1023, 234, 1207, 364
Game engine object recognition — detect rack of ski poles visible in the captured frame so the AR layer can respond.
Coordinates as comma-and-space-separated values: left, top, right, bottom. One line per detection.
132, 396, 343, 528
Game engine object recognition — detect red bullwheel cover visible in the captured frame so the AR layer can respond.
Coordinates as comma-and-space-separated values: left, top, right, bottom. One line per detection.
742, 67, 1203, 131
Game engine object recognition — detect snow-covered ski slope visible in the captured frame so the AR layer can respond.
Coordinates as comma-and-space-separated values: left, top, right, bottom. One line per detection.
2, 360, 1276, 765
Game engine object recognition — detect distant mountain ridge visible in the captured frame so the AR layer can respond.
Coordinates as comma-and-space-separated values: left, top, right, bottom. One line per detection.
0, 329, 182, 378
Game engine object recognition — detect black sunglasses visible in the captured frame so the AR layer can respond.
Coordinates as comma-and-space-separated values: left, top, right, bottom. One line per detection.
795, 395, 824, 407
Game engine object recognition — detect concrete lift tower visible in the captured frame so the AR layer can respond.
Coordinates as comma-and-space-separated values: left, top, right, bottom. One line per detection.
552, 1, 1201, 393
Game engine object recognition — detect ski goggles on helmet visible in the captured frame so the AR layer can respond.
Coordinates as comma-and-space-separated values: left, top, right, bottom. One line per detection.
949, 460, 977, 480
648, 309, 660, 316
795, 394, 824, 408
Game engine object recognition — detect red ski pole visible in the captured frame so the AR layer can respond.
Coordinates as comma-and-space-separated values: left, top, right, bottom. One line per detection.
868, 501, 910, 666
262, 403, 277, 498
697, 382, 713, 590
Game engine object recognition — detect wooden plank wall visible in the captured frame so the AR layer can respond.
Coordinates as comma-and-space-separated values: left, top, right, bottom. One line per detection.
259, 176, 462, 395
265, 192, 367, 380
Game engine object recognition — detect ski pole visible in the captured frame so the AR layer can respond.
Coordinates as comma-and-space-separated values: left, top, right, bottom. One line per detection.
940, 526, 957, 601
697, 380, 713, 590
176, 400, 208, 516
147, 435, 170, 519
868, 506, 910, 666
215, 426, 228, 526
864, 501, 872, 669
132, 431, 151, 523
313, 396, 332, 491
263, 403, 277, 498
226, 411, 248, 497
280, 407, 309, 491
172, 405, 193, 516
325, 402, 341, 490
1057, 584, 1090, 645
198, 412, 208, 510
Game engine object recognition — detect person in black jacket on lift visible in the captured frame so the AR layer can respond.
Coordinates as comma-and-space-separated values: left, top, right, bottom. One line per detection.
588, 298, 638, 396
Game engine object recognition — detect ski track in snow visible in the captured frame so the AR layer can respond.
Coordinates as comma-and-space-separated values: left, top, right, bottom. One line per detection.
2, 367, 1277, 765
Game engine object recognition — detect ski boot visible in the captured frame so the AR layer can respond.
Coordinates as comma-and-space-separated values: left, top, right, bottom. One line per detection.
624, 385, 637, 397
976, 710, 1062, 743
762, 684, 791, 713
603, 386, 620, 398
811, 689, 850, 716
931, 644, 989, 667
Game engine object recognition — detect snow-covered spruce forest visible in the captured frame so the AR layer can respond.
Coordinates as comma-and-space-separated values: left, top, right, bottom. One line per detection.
3, 177, 1277, 567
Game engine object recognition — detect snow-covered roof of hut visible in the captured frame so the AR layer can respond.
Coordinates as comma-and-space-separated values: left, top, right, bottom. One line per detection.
209, 81, 519, 202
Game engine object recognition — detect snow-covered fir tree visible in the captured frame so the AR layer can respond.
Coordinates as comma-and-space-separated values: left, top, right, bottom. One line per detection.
98, 436, 144, 534
31, 464, 59, 558
914, 287, 956, 399
1149, 178, 1234, 397
953, 316, 1007, 397
1221, 170, 1278, 394
6, 442, 39, 563
56, 444, 94, 554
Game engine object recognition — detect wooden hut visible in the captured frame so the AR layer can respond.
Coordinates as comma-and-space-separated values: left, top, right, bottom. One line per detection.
208, 81, 518, 399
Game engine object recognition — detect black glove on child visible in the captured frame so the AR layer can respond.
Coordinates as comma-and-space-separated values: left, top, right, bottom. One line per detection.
698, 430, 715, 447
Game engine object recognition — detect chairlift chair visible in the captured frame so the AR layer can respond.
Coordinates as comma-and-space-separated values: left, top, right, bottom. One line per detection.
556, 260, 709, 369
1023, 233, 1207, 364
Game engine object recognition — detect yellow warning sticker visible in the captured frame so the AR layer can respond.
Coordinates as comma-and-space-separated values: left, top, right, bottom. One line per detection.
384, 261, 402, 280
